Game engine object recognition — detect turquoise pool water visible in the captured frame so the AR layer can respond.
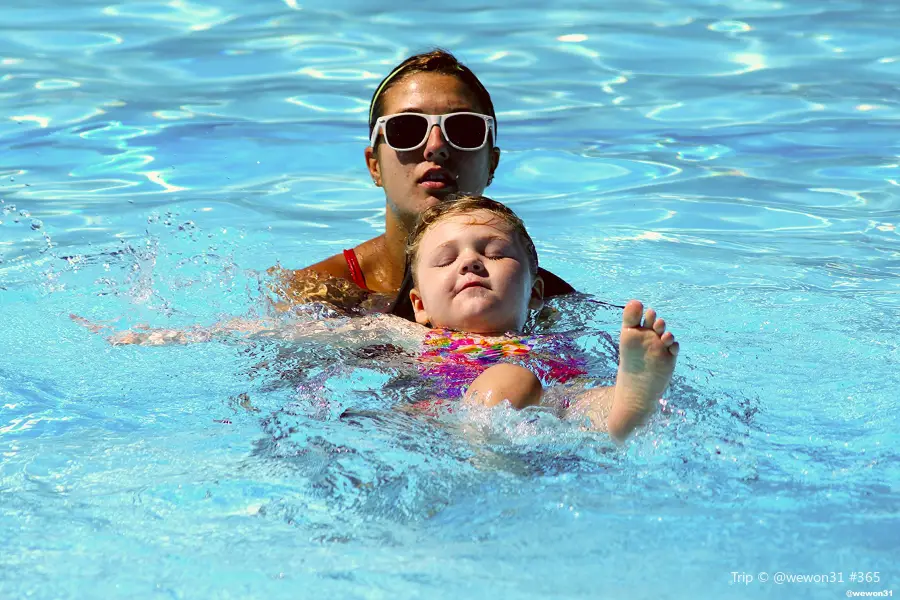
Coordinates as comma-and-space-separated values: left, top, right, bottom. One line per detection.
2, 1, 899, 598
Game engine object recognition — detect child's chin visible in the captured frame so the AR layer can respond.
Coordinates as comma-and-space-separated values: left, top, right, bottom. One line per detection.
450, 312, 511, 335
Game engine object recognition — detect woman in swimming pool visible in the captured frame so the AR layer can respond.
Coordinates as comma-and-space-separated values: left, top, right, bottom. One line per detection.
271, 48, 574, 316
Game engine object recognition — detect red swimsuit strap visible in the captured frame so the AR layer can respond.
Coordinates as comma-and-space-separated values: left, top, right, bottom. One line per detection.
342, 248, 369, 291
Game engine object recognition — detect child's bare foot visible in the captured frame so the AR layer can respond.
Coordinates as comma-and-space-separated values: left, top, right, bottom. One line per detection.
608, 300, 679, 441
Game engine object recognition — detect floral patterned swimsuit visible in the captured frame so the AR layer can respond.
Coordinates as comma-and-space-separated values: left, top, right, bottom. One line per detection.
412, 328, 587, 412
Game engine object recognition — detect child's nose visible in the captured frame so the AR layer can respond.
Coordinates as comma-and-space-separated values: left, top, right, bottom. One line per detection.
459, 255, 485, 274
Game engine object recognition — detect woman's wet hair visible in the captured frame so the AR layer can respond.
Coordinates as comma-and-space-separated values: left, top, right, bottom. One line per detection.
368, 49, 497, 147
405, 194, 539, 285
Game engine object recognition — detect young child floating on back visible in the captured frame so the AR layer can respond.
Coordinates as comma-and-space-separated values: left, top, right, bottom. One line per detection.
399, 195, 679, 441
76, 195, 679, 442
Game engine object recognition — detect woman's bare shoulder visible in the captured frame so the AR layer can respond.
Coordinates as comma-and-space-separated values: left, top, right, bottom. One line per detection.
266, 236, 390, 311
269, 235, 385, 282
271, 252, 348, 282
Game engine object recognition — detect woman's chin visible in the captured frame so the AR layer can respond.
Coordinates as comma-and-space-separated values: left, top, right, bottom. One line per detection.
391, 193, 442, 222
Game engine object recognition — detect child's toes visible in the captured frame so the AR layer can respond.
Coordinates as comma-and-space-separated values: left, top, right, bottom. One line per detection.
653, 318, 666, 335
643, 308, 657, 328
660, 332, 679, 357
623, 300, 644, 327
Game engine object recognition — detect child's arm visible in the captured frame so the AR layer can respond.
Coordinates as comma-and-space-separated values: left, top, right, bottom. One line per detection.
464, 363, 544, 410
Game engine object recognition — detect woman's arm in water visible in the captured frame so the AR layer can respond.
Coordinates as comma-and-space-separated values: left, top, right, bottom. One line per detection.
71, 315, 277, 346
72, 313, 425, 348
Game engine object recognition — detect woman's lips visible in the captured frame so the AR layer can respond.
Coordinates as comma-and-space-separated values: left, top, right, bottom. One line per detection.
419, 180, 454, 190
418, 169, 456, 190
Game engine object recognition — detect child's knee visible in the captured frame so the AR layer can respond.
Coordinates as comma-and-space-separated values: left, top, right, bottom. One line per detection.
466, 363, 543, 409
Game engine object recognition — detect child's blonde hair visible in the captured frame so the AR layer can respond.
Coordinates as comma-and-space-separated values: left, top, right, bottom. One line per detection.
406, 195, 539, 283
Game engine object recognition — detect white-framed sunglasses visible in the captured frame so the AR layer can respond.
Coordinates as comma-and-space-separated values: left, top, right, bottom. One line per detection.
369, 112, 496, 152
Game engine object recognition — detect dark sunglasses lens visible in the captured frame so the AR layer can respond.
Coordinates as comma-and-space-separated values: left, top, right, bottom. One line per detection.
444, 114, 487, 149
384, 115, 428, 149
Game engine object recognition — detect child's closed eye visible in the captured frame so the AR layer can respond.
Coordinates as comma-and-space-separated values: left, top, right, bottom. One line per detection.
431, 252, 457, 267
484, 242, 513, 259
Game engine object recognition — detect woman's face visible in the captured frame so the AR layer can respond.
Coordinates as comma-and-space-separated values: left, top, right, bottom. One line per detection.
365, 72, 500, 227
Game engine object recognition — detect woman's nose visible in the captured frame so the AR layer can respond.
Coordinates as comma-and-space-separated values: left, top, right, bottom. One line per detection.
423, 125, 450, 162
